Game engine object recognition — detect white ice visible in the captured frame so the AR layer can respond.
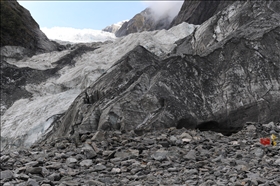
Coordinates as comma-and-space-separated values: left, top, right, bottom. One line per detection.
1, 89, 80, 149
41, 27, 116, 43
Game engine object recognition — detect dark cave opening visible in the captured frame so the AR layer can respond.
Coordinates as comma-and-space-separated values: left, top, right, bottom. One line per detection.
176, 118, 196, 129
176, 118, 241, 136
195, 120, 237, 136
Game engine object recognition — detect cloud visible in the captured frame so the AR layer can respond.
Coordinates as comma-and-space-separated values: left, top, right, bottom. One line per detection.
143, 1, 184, 21
41, 27, 116, 43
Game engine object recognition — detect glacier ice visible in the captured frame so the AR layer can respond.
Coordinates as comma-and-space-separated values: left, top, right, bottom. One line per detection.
1, 89, 80, 149
41, 27, 117, 43
6, 50, 71, 70
1, 22, 197, 150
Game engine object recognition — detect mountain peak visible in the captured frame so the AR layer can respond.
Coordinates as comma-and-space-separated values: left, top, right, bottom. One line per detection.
102, 20, 128, 34
115, 7, 174, 37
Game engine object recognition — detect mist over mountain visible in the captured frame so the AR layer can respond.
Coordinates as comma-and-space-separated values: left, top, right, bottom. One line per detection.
144, 1, 184, 22
115, 2, 184, 37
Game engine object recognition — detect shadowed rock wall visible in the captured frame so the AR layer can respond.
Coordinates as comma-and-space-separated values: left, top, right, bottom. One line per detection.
170, 0, 232, 27
0, 0, 57, 53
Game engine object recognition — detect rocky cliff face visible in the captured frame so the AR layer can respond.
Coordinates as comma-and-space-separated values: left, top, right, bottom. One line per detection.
115, 8, 173, 37
41, 1, 280, 143
170, 0, 232, 28
115, 0, 233, 37
0, 0, 57, 54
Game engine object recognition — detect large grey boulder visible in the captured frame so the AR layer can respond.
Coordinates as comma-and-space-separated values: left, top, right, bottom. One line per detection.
41, 1, 280, 142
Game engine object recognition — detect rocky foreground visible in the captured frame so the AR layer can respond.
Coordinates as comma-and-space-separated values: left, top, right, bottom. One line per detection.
1, 122, 280, 186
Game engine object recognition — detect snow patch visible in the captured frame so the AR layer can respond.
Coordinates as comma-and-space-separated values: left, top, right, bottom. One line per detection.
114, 20, 129, 27
102, 20, 128, 34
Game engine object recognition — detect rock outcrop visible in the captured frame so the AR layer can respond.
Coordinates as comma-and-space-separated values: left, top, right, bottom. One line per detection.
170, 0, 232, 28
0, 0, 57, 54
42, 1, 280, 142
115, 8, 173, 37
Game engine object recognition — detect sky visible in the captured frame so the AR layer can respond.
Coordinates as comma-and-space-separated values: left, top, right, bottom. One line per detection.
18, 1, 147, 30
18, 1, 184, 42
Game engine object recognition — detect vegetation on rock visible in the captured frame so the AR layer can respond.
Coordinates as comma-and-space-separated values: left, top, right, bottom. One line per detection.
0, 0, 38, 49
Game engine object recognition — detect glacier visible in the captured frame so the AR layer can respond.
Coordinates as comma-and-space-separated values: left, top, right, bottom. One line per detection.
41, 27, 117, 43
1, 22, 197, 150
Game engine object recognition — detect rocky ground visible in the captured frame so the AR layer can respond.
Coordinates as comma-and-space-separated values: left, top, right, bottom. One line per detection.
1, 122, 280, 186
